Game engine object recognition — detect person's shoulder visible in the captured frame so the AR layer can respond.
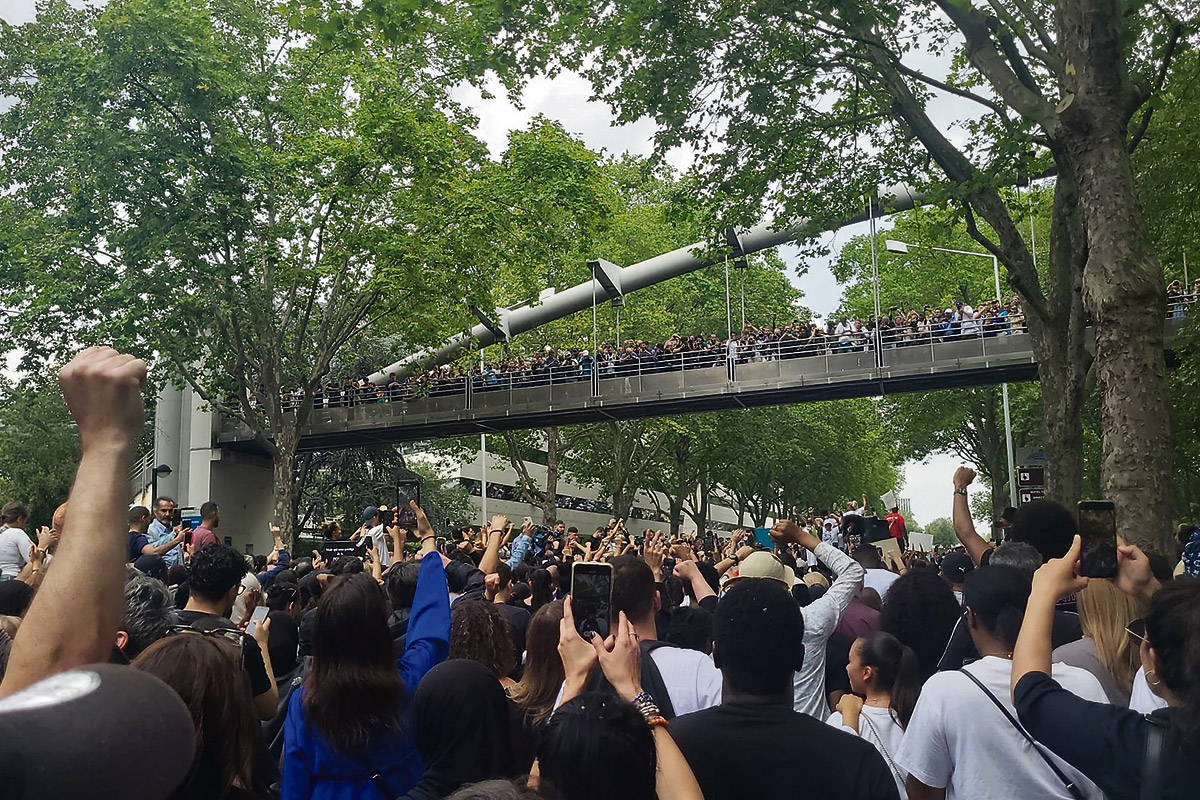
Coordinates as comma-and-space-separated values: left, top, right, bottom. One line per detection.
1049, 662, 1109, 701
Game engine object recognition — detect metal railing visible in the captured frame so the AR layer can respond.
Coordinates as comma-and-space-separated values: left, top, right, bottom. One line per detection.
233, 296, 1193, 438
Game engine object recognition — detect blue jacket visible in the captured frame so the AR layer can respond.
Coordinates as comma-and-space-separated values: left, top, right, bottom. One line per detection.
281, 552, 451, 800
256, 549, 292, 591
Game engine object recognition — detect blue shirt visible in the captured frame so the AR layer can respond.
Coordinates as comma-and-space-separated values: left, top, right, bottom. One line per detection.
281, 552, 450, 800
147, 519, 180, 567
256, 550, 292, 590
507, 534, 533, 568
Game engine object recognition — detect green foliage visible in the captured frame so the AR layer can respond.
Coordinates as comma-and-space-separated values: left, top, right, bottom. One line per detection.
295, 446, 473, 535
0, 380, 82, 528
924, 517, 957, 549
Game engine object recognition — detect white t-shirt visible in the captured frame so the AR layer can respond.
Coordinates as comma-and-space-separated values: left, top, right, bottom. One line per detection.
0, 527, 31, 578
793, 543, 865, 717
961, 306, 978, 335
1129, 666, 1168, 713
555, 643, 722, 717
863, 568, 899, 599
828, 705, 909, 798
896, 656, 1108, 799
367, 524, 393, 567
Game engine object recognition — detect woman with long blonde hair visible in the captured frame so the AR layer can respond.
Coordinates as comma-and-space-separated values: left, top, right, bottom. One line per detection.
1052, 578, 1143, 704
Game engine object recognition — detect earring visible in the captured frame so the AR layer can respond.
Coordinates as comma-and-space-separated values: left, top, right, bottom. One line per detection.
1146, 670, 1162, 687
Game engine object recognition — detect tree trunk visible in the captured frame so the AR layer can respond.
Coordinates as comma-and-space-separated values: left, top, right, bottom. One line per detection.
272, 425, 299, 545
1056, 0, 1172, 553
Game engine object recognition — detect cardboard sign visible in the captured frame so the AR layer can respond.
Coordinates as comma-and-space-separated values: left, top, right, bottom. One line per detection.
873, 536, 903, 565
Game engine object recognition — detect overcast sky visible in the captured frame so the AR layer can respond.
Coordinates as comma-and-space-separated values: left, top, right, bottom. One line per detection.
1, 0, 975, 526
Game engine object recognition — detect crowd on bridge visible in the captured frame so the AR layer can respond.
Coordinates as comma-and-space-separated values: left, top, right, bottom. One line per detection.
4, 345, 1200, 800
283, 294, 1031, 408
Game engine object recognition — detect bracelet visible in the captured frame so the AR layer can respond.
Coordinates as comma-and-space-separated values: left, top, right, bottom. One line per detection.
420, 535, 436, 543
646, 714, 669, 729
630, 691, 661, 724
953, 488, 968, 496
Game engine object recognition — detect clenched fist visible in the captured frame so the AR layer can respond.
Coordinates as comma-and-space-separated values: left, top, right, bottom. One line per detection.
57, 347, 147, 453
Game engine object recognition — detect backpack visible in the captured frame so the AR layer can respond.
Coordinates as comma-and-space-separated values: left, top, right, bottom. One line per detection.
585, 639, 678, 719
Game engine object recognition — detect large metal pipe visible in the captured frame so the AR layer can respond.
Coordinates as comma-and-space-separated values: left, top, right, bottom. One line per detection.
371, 184, 923, 382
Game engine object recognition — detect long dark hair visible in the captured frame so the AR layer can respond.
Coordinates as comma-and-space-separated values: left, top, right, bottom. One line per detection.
508, 600, 565, 726
133, 634, 262, 799
856, 630, 922, 729
1145, 578, 1200, 742
529, 569, 553, 613
879, 570, 962, 681
304, 573, 407, 755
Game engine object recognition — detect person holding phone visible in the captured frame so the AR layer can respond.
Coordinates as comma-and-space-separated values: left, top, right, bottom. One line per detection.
148, 496, 185, 568
1012, 537, 1200, 799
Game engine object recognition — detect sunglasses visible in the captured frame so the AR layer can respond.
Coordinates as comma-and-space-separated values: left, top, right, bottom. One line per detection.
167, 624, 247, 667
1126, 617, 1148, 648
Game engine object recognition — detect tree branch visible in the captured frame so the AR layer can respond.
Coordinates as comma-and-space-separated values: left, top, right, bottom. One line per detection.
1127, 20, 1185, 153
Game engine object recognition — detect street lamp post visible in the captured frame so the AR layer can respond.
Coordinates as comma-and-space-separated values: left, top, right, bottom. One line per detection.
884, 239, 1018, 506
151, 464, 173, 507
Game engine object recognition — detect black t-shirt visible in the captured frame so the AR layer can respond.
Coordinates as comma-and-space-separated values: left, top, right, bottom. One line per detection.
127, 531, 149, 562
937, 609, 1082, 672
1015, 671, 1200, 800
496, 602, 531, 664
176, 610, 272, 698
671, 703, 900, 800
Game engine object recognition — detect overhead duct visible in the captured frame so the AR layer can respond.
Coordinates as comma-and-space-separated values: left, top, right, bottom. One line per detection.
370, 184, 923, 382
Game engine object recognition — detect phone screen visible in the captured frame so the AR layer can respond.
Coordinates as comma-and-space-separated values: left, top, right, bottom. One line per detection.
1077, 501, 1118, 579
396, 481, 420, 527
571, 562, 613, 639
246, 605, 269, 635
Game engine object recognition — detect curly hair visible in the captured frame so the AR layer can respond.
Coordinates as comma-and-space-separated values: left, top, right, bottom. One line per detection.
450, 600, 516, 680
186, 544, 249, 603
879, 570, 962, 682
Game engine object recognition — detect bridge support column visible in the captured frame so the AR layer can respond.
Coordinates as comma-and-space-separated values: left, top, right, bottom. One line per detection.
154, 385, 278, 555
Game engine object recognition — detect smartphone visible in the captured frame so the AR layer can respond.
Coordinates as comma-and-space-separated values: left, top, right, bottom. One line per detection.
395, 481, 420, 527
753, 527, 775, 549
1077, 500, 1118, 579
246, 605, 269, 636
379, 506, 395, 526
169, 508, 183, 527
571, 561, 613, 639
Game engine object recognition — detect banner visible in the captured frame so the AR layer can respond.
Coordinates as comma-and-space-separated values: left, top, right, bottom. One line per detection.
908, 532, 934, 552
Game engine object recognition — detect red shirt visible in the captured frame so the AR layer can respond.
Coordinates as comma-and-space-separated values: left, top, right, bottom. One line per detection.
190, 525, 218, 550
885, 512, 906, 539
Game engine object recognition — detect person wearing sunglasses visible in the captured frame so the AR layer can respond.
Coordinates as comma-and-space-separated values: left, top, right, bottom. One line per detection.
178, 543, 279, 720
1012, 536, 1200, 799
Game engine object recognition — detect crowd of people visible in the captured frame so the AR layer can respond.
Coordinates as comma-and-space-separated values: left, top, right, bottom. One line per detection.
280, 296, 1031, 408
3, 346, 1200, 800
275, 281, 1200, 408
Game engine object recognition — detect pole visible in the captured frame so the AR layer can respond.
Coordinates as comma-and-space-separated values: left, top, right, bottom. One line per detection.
151, 470, 159, 508
992, 253, 1017, 506
724, 254, 732, 340
616, 306, 621, 349
480, 347, 487, 522
1185, 252, 1190, 288
868, 195, 881, 353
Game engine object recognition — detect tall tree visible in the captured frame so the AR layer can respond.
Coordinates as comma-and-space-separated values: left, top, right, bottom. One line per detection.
496, 0, 1194, 551
0, 0, 499, 537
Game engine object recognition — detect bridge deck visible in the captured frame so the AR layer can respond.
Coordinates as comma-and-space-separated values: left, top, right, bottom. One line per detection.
218, 332, 1049, 451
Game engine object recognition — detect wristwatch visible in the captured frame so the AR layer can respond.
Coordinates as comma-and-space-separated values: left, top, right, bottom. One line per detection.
953, 488, 968, 496
728, 553, 740, 564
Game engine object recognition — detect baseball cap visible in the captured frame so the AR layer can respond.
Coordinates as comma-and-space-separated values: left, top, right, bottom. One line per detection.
0, 663, 194, 799
362, 506, 380, 523
729, 551, 796, 587
940, 551, 975, 584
